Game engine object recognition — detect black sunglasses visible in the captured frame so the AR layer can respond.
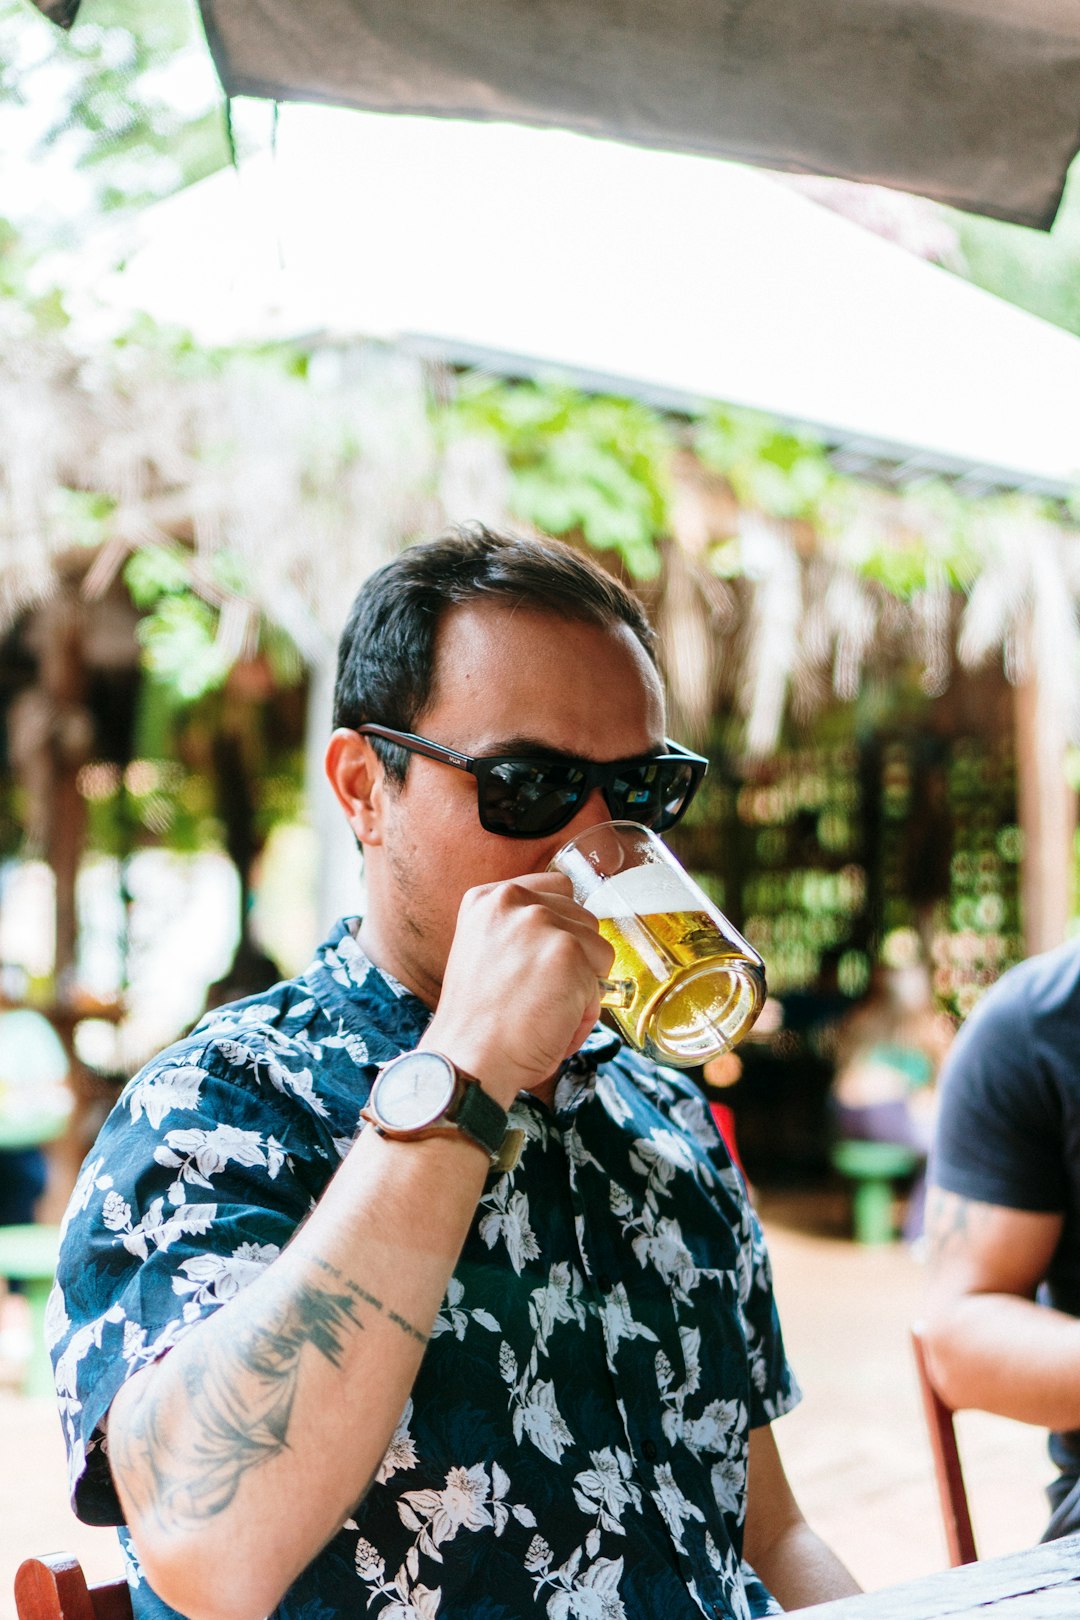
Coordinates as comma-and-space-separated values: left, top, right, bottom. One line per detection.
355, 724, 708, 839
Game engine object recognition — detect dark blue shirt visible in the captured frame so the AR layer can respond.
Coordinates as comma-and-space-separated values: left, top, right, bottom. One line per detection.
931, 939, 1080, 1319
51, 919, 798, 1620
931, 939, 1080, 1491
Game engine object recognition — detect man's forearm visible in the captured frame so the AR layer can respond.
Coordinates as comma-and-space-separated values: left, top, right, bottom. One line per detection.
743, 1425, 860, 1610
107, 1126, 489, 1620
924, 1292, 1080, 1430
109, 1257, 414, 1529
752, 1522, 861, 1611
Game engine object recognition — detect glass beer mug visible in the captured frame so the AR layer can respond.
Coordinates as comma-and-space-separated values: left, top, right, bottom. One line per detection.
550, 820, 766, 1066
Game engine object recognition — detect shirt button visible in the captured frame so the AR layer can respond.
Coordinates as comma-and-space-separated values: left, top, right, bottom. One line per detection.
641, 1439, 658, 1462
596, 1273, 614, 1294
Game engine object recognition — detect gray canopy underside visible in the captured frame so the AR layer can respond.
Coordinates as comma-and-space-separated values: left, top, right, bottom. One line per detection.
36, 0, 1080, 228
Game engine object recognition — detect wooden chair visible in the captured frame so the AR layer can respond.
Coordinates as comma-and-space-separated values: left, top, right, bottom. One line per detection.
910, 1322, 978, 1566
14, 1554, 131, 1620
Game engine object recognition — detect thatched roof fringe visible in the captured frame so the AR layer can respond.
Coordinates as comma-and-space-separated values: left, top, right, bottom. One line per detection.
1027, 521, 1080, 744
956, 522, 1030, 670
956, 514, 1080, 742
654, 543, 717, 737
215, 596, 259, 666
0, 561, 58, 635
739, 513, 802, 757
912, 579, 953, 698
80, 535, 134, 601
4, 326, 1080, 757
826, 570, 879, 702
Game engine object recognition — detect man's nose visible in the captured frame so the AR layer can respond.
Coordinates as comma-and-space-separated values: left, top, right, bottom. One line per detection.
561, 785, 614, 840
539, 786, 615, 871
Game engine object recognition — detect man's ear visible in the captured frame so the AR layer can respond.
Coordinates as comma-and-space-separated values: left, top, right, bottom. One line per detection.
325, 729, 387, 847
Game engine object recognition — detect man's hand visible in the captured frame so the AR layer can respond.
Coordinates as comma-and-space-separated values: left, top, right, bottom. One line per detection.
421, 871, 615, 1106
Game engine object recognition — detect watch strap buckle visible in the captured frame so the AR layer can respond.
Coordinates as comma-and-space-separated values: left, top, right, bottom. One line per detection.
491, 1126, 524, 1175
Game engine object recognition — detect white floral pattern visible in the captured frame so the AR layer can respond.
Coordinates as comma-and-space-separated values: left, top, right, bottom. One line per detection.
53, 918, 796, 1620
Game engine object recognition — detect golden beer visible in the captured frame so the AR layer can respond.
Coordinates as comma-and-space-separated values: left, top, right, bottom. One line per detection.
582, 863, 766, 1066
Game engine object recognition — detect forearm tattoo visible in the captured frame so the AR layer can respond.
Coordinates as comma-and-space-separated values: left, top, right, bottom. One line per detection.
311, 1255, 429, 1348
110, 1258, 428, 1531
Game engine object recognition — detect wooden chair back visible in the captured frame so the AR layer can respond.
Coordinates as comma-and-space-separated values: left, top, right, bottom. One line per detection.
910, 1322, 978, 1566
15, 1555, 132, 1620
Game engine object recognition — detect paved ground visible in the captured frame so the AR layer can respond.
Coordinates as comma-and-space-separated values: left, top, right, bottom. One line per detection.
0, 1187, 1055, 1618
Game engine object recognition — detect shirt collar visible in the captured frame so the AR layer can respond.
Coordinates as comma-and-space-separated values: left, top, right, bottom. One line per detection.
305, 917, 624, 1085
304, 916, 431, 1064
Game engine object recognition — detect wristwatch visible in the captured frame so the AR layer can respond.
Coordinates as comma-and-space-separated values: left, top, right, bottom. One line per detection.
361, 1050, 522, 1171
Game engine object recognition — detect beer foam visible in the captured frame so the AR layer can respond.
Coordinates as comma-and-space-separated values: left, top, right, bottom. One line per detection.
581, 861, 693, 920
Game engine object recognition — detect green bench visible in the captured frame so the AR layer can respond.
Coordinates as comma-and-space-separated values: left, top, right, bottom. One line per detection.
830, 1140, 921, 1245
0, 1223, 60, 1397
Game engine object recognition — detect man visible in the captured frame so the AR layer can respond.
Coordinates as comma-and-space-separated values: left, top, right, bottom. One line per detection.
925, 938, 1080, 1540
52, 526, 858, 1620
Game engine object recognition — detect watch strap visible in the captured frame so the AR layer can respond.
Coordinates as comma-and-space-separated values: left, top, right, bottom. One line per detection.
452, 1075, 510, 1159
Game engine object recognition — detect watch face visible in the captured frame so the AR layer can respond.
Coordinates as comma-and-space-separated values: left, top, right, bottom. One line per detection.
373, 1052, 456, 1131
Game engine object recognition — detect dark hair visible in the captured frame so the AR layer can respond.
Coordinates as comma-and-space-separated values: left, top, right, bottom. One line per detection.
333, 524, 657, 784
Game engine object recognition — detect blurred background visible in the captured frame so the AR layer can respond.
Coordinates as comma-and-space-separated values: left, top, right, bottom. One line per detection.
2, 0, 1080, 1601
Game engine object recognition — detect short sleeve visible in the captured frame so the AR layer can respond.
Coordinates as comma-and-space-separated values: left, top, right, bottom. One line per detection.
739, 1198, 801, 1429
49, 1040, 328, 1525
930, 969, 1066, 1214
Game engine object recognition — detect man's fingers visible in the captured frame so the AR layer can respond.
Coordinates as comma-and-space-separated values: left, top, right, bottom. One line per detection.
464, 874, 611, 960
488, 870, 575, 900
563, 995, 604, 1063
514, 886, 615, 976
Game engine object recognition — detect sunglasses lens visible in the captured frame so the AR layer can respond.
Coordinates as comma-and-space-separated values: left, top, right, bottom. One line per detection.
609, 760, 698, 831
479, 760, 587, 836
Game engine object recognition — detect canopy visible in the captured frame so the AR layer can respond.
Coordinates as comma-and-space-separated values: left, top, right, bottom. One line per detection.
74, 109, 1080, 495
34, 0, 1080, 228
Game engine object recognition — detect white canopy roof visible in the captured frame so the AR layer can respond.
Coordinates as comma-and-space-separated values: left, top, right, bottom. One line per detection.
85, 108, 1080, 494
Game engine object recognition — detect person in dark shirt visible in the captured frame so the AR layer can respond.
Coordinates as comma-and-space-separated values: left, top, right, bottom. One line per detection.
925, 939, 1080, 1539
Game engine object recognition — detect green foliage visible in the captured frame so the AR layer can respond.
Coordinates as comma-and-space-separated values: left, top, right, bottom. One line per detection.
122, 543, 191, 607
0, 214, 72, 330
0, 776, 23, 860
83, 759, 220, 854
693, 405, 837, 522
134, 590, 231, 700
444, 375, 675, 579
690, 403, 1008, 598
437, 374, 1061, 600
820, 479, 985, 599
124, 547, 235, 701
254, 756, 307, 841
48, 487, 116, 547
123, 543, 305, 704
260, 623, 305, 690
948, 160, 1080, 340
2, 0, 229, 224
0, 216, 33, 296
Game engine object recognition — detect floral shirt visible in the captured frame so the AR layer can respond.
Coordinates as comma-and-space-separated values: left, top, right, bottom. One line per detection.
51, 918, 800, 1620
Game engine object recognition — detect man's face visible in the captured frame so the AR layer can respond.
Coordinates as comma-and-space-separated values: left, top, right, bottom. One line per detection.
361, 599, 667, 1005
